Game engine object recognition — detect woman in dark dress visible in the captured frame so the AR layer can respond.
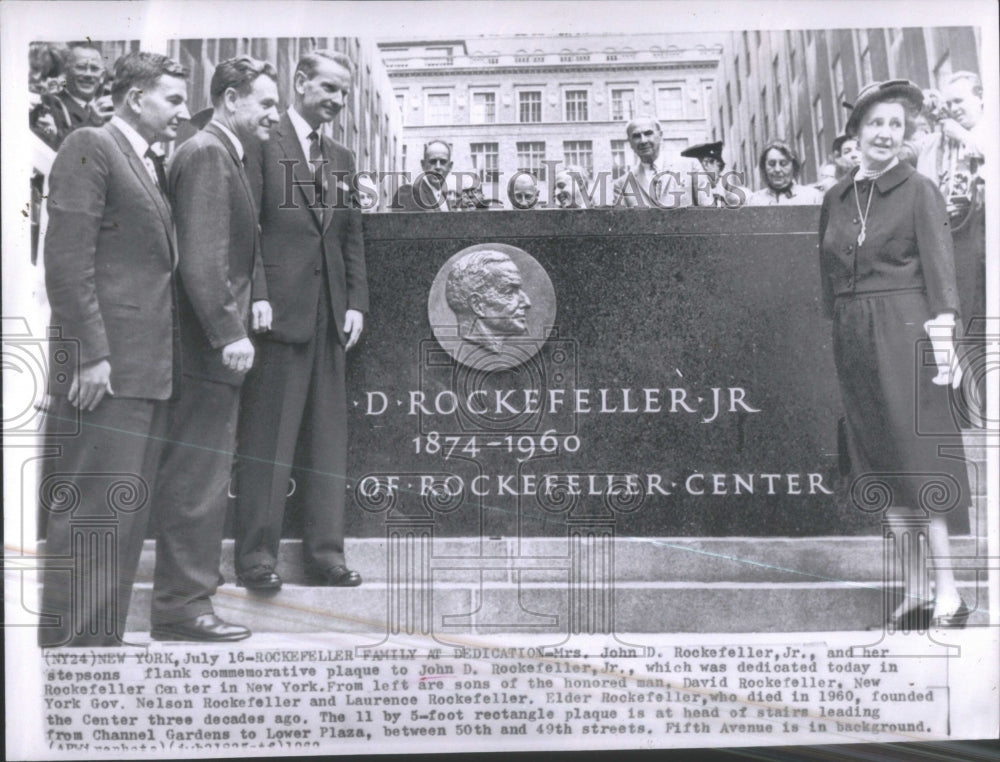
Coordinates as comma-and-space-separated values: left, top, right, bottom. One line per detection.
819, 80, 971, 629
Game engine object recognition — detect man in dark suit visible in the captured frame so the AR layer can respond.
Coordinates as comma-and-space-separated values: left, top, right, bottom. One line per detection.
42, 41, 107, 147
150, 56, 280, 641
238, 50, 369, 590
391, 140, 453, 211
38, 51, 190, 647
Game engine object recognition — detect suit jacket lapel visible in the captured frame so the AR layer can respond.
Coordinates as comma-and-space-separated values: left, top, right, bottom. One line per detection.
106, 122, 176, 259
275, 112, 323, 229
417, 176, 443, 212
205, 122, 257, 218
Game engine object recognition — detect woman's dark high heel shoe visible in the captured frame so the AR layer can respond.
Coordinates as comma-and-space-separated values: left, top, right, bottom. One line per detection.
930, 600, 970, 629
869, 600, 934, 631
887, 600, 934, 631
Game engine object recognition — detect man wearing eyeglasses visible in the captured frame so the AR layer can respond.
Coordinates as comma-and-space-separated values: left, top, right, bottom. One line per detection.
42, 41, 107, 147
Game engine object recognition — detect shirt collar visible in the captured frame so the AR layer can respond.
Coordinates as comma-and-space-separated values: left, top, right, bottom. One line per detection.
287, 105, 317, 147
110, 115, 152, 160
210, 119, 244, 161
770, 183, 796, 200
66, 91, 91, 110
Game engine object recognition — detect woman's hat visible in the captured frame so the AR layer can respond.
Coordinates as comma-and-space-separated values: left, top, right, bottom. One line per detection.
680, 141, 724, 163
844, 79, 923, 136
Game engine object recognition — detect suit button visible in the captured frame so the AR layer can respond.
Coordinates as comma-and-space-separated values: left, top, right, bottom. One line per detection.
314, 267, 321, 275
852, 218, 859, 224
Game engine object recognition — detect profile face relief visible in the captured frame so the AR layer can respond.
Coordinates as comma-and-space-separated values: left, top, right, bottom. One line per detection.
474, 260, 532, 336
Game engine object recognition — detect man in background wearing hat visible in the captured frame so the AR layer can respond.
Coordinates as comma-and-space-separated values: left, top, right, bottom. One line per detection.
680, 140, 747, 207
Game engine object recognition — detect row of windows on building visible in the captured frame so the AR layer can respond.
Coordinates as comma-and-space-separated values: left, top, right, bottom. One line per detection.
714, 28, 913, 183
395, 83, 713, 126
402, 138, 692, 182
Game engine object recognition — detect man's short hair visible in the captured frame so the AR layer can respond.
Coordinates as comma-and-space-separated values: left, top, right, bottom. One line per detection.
947, 70, 983, 98
64, 40, 101, 59
424, 140, 453, 160
210, 55, 277, 107
445, 250, 513, 317
295, 49, 354, 79
625, 116, 662, 139
111, 51, 187, 107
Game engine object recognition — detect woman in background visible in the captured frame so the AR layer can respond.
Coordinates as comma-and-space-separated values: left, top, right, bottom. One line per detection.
747, 139, 823, 205
818, 80, 971, 629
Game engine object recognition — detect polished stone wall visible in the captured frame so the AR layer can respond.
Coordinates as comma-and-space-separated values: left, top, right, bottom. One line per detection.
320, 206, 874, 537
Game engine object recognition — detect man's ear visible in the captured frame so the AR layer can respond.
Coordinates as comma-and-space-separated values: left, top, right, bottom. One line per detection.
468, 293, 486, 317
222, 87, 239, 114
123, 86, 143, 116
293, 70, 307, 96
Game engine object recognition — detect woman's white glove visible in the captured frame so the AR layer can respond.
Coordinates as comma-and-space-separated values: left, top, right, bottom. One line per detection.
924, 314, 963, 388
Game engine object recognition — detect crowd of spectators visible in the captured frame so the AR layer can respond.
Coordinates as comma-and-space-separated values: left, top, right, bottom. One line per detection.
28, 42, 984, 219
391, 72, 985, 213
29, 42, 115, 260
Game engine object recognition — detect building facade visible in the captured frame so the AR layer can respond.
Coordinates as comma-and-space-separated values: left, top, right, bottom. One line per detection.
168, 37, 402, 210
379, 34, 723, 207
711, 27, 982, 188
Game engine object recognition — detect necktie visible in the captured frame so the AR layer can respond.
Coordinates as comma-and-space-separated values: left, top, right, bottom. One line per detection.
308, 130, 326, 209
145, 147, 168, 196
648, 163, 662, 201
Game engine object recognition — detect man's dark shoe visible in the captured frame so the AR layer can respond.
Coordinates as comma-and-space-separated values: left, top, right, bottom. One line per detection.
237, 564, 282, 591
307, 565, 362, 587
151, 614, 251, 642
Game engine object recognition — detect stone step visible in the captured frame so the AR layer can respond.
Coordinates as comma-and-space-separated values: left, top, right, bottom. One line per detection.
128, 536, 987, 585
124, 579, 990, 634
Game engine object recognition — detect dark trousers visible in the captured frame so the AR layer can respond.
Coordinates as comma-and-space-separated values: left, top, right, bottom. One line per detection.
38, 396, 168, 647
235, 283, 348, 574
151, 375, 240, 625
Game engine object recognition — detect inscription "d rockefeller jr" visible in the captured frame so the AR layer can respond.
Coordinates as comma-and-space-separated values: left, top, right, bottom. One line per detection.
365, 386, 761, 424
